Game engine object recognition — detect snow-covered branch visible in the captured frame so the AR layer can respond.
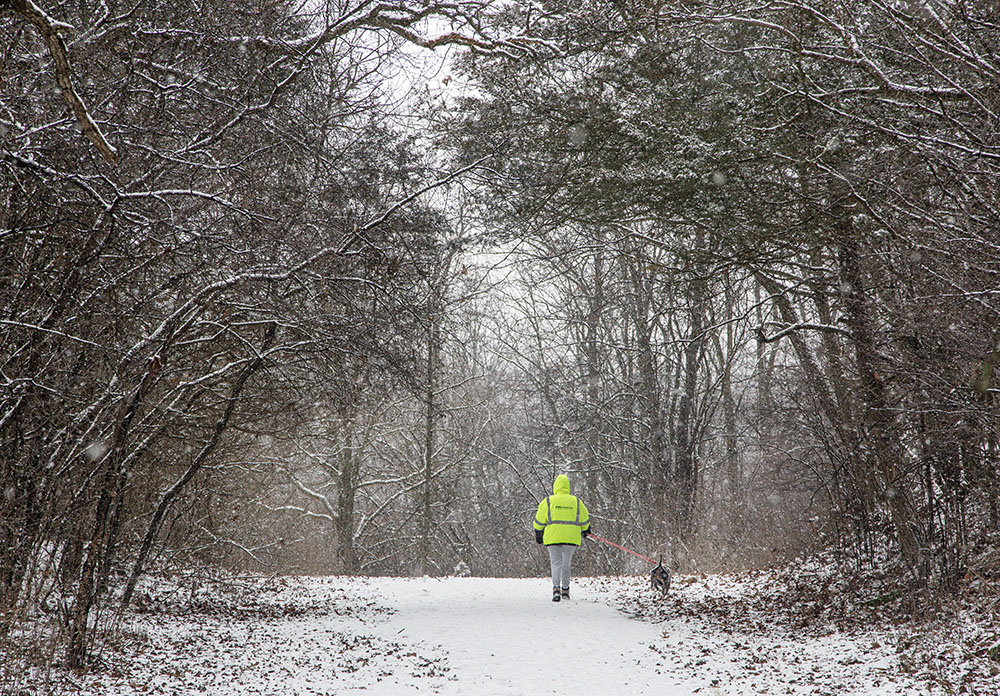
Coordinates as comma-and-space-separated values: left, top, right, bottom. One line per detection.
755, 322, 851, 344
11, 0, 118, 164
0, 319, 106, 349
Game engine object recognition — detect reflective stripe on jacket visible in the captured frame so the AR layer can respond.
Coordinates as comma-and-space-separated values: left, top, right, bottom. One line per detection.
533, 474, 590, 546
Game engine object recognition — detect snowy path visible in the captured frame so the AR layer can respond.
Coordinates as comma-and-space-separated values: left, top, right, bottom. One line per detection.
359, 577, 682, 695
55, 574, 944, 696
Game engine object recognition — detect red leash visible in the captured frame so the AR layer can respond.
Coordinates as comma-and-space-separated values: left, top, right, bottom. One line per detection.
588, 533, 657, 565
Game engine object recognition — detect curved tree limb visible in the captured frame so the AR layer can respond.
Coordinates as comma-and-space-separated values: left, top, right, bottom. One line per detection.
7, 0, 118, 164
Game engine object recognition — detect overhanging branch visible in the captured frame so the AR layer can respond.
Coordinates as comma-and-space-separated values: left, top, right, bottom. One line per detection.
755, 322, 851, 344
10, 0, 118, 164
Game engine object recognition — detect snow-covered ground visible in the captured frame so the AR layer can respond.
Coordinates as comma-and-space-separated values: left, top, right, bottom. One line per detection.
14, 570, 996, 695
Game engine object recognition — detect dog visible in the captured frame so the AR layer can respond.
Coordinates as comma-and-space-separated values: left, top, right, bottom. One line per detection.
650, 558, 670, 595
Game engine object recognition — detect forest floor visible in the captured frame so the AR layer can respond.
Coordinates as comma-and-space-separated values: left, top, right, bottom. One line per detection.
6, 557, 999, 695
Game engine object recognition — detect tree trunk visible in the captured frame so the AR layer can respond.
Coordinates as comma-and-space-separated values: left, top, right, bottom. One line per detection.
68, 344, 168, 668
583, 247, 604, 575
838, 230, 924, 573
418, 314, 438, 576
673, 341, 699, 539
674, 275, 706, 540
337, 414, 360, 574
719, 281, 742, 543
120, 324, 274, 612
626, 257, 667, 528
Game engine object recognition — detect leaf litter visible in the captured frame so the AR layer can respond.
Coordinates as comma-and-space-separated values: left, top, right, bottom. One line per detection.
10, 560, 998, 696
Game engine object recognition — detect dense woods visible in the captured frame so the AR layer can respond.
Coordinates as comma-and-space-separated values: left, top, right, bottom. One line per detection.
2, 0, 998, 672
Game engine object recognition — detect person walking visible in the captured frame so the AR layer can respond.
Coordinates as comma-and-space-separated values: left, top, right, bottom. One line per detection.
533, 474, 590, 602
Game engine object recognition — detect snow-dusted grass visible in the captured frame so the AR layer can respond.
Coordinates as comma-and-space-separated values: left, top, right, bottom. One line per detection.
4, 569, 998, 695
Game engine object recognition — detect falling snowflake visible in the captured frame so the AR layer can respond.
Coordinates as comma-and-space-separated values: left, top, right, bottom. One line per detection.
85, 441, 108, 462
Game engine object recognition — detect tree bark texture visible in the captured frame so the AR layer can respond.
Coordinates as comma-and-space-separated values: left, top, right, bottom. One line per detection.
838, 230, 924, 573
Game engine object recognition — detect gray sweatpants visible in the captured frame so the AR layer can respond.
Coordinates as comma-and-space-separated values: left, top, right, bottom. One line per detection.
547, 545, 576, 589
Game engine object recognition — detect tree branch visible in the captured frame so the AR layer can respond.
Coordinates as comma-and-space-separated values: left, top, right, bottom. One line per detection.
755, 322, 851, 344
11, 0, 118, 164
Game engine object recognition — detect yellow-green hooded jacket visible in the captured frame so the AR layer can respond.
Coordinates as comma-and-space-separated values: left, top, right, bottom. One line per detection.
533, 474, 590, 546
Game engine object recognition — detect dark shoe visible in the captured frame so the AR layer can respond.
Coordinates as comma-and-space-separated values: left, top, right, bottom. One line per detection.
561, 587, 570, 599
552, 588, 561, 602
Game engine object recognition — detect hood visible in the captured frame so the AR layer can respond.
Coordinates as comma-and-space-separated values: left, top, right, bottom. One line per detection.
553, 474, 571, 495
